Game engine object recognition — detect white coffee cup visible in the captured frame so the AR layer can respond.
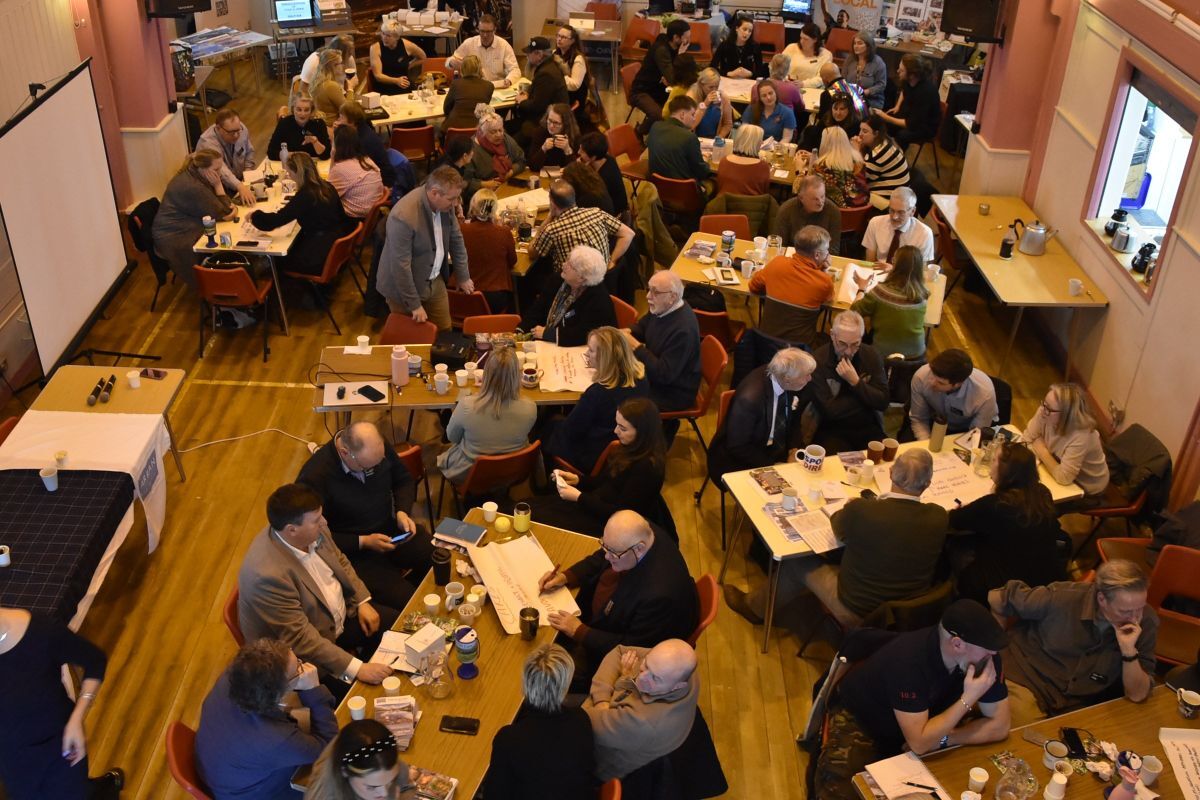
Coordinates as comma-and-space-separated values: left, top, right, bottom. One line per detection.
522, 341, 537, 353
423, 593, 441, 615
434, 374, 450, 395
482, 501, 499, 522
1043, 740, 1069, 769
968, 767, 988, 792
0, 545, 10, 567
926, 263, 941, 281
357, 335, 370, 351
382, 676, 402, 697
348, 695, 367, 720
781, 487, 798, 512
435, 363, 449, 374
126, 369, 141, 389
1043, 772, 1067, 800
1140, 755, 1163, 786
455, 369, 469, 387
1068, 278, 1083, 296
40, 466, 58, 492
445, 581, 465, 610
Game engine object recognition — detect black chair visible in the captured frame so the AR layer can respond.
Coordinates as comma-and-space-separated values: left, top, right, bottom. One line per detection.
885, 354, 927, 408
986, 373, 1013, 425
730, 327, 809, 389
620, 708, 728, 800
128, 198, 173, 311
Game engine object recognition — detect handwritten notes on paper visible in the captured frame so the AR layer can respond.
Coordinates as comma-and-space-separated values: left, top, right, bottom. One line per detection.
535, 342, 593, 392
917, 451, 992, 509
1160, 728, 1200, 797
468, 535, 580, 634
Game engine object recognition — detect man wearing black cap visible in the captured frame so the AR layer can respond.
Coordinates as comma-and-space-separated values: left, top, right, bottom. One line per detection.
814, 600, 1011, 799
508, 36, 568, 149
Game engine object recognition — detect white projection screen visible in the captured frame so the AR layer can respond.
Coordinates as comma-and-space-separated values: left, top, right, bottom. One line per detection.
0, 61, 129, 373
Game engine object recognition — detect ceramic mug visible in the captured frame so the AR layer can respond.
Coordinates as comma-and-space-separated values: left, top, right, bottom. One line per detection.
1179, 688, 1200, 719
801, 444, 826, 472
1042, 740, 1069, 770
521, 368, 543, 389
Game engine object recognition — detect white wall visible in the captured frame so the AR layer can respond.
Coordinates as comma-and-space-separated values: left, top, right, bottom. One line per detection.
1030, 2, 1200, 457
0, 0, 83, 379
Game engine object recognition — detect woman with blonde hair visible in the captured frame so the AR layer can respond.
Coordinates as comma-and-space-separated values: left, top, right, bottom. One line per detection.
311, 48, 350, 124
852, 244, 929, 359
442, 54, 494, 133
810, 125, 867, 206
460, 189, 517, 312
268, 93, 330, 160
688, 67, 733, 138
465, 105, 526, 194
249, 151, 349, 275
304, 719, 408, 799
716, 123, 771, 195
545, 325, 649, 473
1021, 383, 1110, 498
152, 149, 236, 289
437, 347, 537, 484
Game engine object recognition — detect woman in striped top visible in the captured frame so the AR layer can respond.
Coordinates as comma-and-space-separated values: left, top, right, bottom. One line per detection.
856, 115, 911, 202
327, 125, 384, 219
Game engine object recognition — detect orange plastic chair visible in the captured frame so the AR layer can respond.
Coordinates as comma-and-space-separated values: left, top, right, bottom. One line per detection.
611, 295, 638, 328
420, 57, 456, 83
165, 721, 213, 800
686, 22, 713, 64
554, 439, 620, 480
1074, 483, 1150, 558
707, 389, 737, 547
694, 309, 746, 354
619, 62, 643, 123
1097, 537, 1151, 566
0, 416, 18, 447
619, 17, 660, 63
283, 222, 362, 336
699, 214, 751, 241
443, 126, 477, 150
351, 192, 391, 281
687, 574, 719, 646
462, 314, 522, 335
839, 203, 873, 238
396, 443, 436, 524
390, 124, 437, 172
825, 27, 856, 60
661, 334, 728, 451
607, 123, 648, 190
651, 173, 705, 221
439, 440, 542, 517
586, 2, 620, 20
448, 291, 492, 327
192, 264, 276, 362
753, 21, 786, 64
933, 206, 973, 298
1147, 545, 1200, 665
380, 313, 439, 345
223, 587, 244, 646
599, 777, 622, 799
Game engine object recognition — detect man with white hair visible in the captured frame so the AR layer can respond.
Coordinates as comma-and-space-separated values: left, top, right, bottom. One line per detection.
726, 448, 948, 627
809, 311, 889, 451
773, 176, 842, 254
862, 186, 934, 264
524, 245, 618, 346
531, 180, 634, 270
624, 270, 702, 415
707, 347, 816, 480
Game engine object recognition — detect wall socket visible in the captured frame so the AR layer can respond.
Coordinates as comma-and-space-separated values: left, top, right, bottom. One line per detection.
1108, 400, 1125, 431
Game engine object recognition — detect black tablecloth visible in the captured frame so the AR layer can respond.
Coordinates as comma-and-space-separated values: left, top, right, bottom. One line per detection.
0, 469, 135, 624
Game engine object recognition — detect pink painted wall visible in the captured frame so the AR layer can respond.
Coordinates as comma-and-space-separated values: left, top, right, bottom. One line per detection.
69, 0, 132, 206
94, 1, 173, 128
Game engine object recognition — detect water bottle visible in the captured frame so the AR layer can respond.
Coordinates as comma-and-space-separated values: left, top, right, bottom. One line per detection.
516, 198, 526, 223
202, 215, 217, 248
929, 415, 947, 452
712, 136, 725, 164
279, 142, 289, 169
391, 346, 410, 387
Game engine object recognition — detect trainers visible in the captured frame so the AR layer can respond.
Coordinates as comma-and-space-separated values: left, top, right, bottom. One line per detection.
723, 585, 764, 625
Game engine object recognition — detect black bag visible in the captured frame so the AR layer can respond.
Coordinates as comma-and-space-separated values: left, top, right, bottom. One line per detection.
682, 284, 726, 312
430, 330, 473, 370
170, 44, 195, 93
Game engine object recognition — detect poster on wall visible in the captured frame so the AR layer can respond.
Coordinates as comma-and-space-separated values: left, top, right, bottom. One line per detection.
822, 0, 885, 33
884, 0, 942, 34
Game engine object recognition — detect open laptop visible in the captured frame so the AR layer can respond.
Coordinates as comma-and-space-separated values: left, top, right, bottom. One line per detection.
273, 0, 315, 28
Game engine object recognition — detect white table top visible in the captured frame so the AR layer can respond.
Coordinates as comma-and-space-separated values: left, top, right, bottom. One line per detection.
371, 87, 517, 129
719, 76, 822, 110
722, 428, 1084, 561
191, 168, 306, 258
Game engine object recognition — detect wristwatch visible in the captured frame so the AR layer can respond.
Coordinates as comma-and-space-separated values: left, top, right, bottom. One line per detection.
939, 734, 950, 750
1121, 653, 1139, 662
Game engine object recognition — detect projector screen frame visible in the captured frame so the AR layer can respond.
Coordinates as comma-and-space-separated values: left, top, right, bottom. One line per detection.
0, 58, 159, 381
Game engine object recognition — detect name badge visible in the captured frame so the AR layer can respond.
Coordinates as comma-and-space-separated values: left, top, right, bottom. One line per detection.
1089, 671, 1107, 683
604, 599, 614, 616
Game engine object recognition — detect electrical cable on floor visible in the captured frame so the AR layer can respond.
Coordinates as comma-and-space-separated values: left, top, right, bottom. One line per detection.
177, 427, 311, 453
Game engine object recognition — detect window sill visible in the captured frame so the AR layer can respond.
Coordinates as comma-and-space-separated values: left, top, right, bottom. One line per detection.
1083, 218, 1156, 298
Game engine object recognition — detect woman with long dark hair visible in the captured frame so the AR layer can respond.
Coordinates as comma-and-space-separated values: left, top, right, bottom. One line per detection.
532, 396, 668, 537
841, 30, 887, 110
562, 159, 613, 214
328, 124, 384, 219
527, 103, 580, 172
553, 25, 591, 108
949, 442, 1065, 603
781, 22, 832, 87
854, 115, 910, 202
250, 151, 350, 275
711, 15, 763, 79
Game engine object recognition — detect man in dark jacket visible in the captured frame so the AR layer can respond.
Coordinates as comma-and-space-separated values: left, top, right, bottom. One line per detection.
630, 19, 691, 137
538, 510, 699, 677
809, 310, 889, 451
646, 95, 710, 183
509, 36, 569, 148
706, 348, 816, 483
295, 421, 434, 610
624, 271, 702, 412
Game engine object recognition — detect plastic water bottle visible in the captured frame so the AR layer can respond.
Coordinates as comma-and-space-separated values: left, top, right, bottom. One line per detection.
712, 136, 725, 164
391, 346, 410, 387
279, 142, 289, 169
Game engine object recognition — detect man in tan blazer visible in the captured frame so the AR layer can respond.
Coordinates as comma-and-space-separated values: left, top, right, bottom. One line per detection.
238, 484, 397, 690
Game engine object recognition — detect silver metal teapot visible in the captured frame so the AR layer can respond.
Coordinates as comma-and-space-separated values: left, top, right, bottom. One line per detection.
1014, 218, 1058, 256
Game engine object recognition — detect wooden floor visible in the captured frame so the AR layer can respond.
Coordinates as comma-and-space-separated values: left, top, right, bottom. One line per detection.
0, 59, 1068, 800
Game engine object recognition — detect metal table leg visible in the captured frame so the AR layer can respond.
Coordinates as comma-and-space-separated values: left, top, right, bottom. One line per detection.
718, 505, 746, 584
761, 556, 781, 653
266, 255, 290, 336
611, 41, 618, 93
163, 414, 186, 481
998, 306, 1025, 375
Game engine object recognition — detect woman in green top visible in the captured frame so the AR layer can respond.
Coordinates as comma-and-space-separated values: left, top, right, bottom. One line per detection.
851, 245, 929, 358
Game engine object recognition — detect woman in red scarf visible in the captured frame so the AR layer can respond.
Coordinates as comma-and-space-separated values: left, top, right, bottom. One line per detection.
465, 105, 527, 199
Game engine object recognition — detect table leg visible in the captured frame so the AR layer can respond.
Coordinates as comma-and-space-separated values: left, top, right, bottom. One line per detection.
162, 413, 187, 482
1064, 307, 1077, 380
718, 505, 745, 584
199, 84, 210, 125
228, 59, 238, 95
761, 556, 781, 654
266, 255, 291, 336
611, 42, 618, 93
998, 306, 1025, 375
279, 38, 290, 91
253, 48, 263, 94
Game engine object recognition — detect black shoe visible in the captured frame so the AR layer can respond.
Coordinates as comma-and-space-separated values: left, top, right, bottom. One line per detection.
723, 585, 764, 625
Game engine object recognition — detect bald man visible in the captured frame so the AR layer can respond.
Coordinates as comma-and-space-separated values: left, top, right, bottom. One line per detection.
584, 640, 700, 781
296, 422, 434, 609
540, 511, 698, 676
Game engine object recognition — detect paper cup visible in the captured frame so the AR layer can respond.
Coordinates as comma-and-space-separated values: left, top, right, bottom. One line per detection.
473, 369, 484, 386
967, 767, 988, 792
39, 466, 58, 492
867, 441, 885, 461
455, 369, 469, 387
348, 695, 367, 720
882, 438, 899, 462
1068, 278, 1083, 296
464, 361, 477, 372
357, 335, 370, 351
482, 501, 498, 522
423, 593, 440, 615
54, 450, 67, 468
435, 363, 449, 374
1044, 773, 1067, 799
471, 585, 487, 606
382, 676, 402, 697
1140, 755, 1162, 786
126, 369, 141, 389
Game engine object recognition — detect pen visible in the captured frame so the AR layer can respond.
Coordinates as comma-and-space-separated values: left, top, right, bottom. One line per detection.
903, 781, 938, 792
540, 563, 561, 594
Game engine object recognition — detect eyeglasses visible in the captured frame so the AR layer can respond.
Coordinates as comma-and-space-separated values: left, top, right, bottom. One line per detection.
219, 126, 240, 135
647, 287, 675, 296
834, 337, 862, 350
600, 540, 641, 559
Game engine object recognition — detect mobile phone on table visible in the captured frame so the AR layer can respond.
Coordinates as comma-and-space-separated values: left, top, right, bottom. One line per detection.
355, 384, 386, 403
439, 715, 480, 735
1060, 727, 1088, 759
139, 368, 168, 380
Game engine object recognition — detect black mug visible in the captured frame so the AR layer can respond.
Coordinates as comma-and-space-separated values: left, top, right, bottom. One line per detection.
519, 607, 539, 641
999, 237, 1015, 259
431, 548, 452, 586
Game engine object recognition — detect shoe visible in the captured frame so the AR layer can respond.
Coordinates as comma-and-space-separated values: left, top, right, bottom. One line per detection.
723, 585, 764, 625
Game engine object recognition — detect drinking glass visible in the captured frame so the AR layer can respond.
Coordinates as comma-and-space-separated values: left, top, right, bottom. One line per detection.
513, 501, 532, 532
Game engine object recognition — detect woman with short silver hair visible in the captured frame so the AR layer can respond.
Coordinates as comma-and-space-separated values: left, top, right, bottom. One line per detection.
482, 644, 595, 798
525, 245, 618, 346
460, 188, 517, 312
716, 123, 771, 195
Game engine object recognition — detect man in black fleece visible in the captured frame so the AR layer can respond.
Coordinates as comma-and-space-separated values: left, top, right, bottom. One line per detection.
623, 270, 701, 415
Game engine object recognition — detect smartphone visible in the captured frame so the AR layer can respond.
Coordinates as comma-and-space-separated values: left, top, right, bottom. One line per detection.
355, 384, 386, 403
235, 240, 260, 247
1060, 727, 1087, 759
139, 368, 168, 380
972, 655, 992, 676
390, 530, 414, 544
439, 715, 480, 735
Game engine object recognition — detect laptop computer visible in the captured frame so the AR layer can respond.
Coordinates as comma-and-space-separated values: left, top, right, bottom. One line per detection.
273, 0, 315, 28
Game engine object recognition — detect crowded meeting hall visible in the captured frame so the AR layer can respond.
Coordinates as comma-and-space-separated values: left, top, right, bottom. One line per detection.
4, 0, 1200, 798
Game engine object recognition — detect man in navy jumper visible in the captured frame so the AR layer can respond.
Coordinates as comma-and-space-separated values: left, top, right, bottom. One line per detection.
623, 271, 701, 441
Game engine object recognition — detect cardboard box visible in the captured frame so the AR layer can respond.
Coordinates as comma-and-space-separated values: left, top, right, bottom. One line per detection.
405, 622, 445, 667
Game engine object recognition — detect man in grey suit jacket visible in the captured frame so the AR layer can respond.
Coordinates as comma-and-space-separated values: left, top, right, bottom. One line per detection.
376, 165, 475, 330
238, 484, 397, 691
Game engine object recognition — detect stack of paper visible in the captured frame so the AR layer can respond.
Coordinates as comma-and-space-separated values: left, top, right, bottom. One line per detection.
864, 752, 950, 799
468, 534, 579, 633
534, 341, 593, 393
834, 264, 884, 305
374, 696, 418, 750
